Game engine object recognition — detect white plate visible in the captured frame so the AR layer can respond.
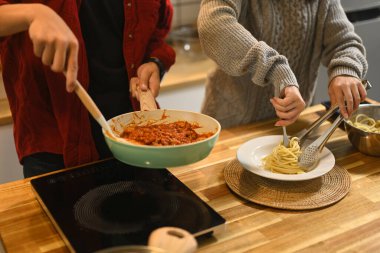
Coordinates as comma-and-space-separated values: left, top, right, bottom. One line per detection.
237, 135, 335, 181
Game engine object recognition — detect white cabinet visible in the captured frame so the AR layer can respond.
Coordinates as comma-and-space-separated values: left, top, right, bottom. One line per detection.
0, 75, 23, 183
157, 57, 215, 112
156, 82, 205, 112
0, 124, 23, 183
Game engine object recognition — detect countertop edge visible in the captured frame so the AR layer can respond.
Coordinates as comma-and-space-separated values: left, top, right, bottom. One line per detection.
0, 99, 12, 126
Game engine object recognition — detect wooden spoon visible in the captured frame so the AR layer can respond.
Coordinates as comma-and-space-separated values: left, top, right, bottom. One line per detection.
138, 88, 158, 111
73, 79, 125, 142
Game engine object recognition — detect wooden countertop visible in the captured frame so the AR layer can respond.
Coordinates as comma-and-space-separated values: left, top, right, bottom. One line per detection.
1, 104, 380, 252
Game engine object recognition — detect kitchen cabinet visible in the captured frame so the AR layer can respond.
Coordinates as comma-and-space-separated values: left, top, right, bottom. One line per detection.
0, 124, 23, 183
0, 99, 23, 184
0, 74, 23, 183
157, 57, 215, 112
157, 82, 205, 112
1, 104, 380, 252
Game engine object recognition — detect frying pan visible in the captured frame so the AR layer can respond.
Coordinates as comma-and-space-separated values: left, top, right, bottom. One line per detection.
74, 80, 221, 168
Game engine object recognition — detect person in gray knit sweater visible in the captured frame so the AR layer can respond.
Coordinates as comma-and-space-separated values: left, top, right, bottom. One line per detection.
198, 0, 368, 129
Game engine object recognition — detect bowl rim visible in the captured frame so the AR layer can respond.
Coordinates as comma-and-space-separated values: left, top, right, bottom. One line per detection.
103, 109, 222, 149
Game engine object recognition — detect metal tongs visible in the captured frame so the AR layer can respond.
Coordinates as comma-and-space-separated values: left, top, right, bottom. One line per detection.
298, 80, 372, 169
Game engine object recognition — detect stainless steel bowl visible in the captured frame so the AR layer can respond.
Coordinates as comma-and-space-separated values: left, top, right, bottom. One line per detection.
344, 104, 380, 156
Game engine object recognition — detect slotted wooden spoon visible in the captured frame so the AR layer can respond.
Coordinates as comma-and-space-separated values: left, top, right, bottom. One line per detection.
138, 88, 158, 111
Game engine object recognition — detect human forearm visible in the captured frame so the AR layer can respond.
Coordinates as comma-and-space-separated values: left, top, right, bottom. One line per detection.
0, 3, 79, 92
198, 0, 255, 76
0, 3, 45, 36
198, 0, 297, 91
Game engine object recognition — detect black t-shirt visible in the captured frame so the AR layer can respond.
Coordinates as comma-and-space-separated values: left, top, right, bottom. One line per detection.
80, 0, 133, 158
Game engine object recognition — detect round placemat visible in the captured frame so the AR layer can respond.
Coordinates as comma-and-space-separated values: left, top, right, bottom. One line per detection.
224, 159, 351, 210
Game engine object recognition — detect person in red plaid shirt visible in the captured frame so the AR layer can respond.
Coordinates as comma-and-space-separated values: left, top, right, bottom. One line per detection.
0, 1, 175, 177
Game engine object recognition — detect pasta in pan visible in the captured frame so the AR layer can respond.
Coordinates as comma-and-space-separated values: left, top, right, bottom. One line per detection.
262, 137, 306, 174
347, 114, 380, 133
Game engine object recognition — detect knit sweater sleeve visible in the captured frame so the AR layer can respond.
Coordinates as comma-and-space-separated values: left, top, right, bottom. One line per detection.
321, 0, 368, 82
197, 0, 298, 92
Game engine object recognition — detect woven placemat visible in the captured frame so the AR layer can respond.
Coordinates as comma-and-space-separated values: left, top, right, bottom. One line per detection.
224, 159, 351, 210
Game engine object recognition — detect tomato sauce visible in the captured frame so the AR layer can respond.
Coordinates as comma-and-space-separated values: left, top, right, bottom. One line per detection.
120, 121, 214, 146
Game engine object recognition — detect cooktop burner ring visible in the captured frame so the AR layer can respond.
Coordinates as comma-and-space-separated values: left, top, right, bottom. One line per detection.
73, 180, 212, 235
74, 181, 180, 234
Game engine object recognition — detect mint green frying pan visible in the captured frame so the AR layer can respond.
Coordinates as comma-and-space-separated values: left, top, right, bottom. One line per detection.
73, 79, 220, 169
103, 109, 221, 168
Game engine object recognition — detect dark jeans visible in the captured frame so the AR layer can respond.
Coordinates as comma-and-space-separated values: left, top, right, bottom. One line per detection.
22, 153, 65, 178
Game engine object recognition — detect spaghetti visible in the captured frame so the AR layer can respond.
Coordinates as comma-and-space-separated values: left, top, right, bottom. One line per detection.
262, 137, 306, 174
347, 114, 380, 133
120, 120, 214, 146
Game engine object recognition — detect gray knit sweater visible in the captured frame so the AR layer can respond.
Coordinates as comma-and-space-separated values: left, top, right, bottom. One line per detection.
198, 0, 368, 128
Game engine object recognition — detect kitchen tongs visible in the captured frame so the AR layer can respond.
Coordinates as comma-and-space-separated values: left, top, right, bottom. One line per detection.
297, 80, 372, 169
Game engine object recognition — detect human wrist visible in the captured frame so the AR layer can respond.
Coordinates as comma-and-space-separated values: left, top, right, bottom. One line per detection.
284, 84, 299, 89
146, 57, 166, 80
329, 67, 360, 84
24, 4, 45, 25
0, 4, 43, 35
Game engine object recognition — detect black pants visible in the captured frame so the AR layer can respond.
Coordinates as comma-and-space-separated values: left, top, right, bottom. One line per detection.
22, 153, 65, 178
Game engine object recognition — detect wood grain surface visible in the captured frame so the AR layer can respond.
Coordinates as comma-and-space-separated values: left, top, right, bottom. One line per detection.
1, 104, 380, 253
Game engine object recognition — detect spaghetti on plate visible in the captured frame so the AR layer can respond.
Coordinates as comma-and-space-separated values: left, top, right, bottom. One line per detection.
262, 137, 306, 174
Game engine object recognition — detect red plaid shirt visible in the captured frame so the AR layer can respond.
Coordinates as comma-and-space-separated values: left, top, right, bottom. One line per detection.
0, 0, 175, 167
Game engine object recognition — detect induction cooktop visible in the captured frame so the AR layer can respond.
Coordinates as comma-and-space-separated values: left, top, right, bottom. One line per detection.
31, 158, 225, 253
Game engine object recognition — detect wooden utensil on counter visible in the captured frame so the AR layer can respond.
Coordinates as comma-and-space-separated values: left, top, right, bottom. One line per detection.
95, 227, 198, 253
148, 227, 197, 253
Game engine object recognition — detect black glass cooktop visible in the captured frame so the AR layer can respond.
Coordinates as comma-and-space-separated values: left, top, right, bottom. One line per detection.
31, 159, 225, 253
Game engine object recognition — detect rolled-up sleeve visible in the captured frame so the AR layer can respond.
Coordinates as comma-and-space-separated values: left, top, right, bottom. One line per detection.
197, 0, 298, 91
